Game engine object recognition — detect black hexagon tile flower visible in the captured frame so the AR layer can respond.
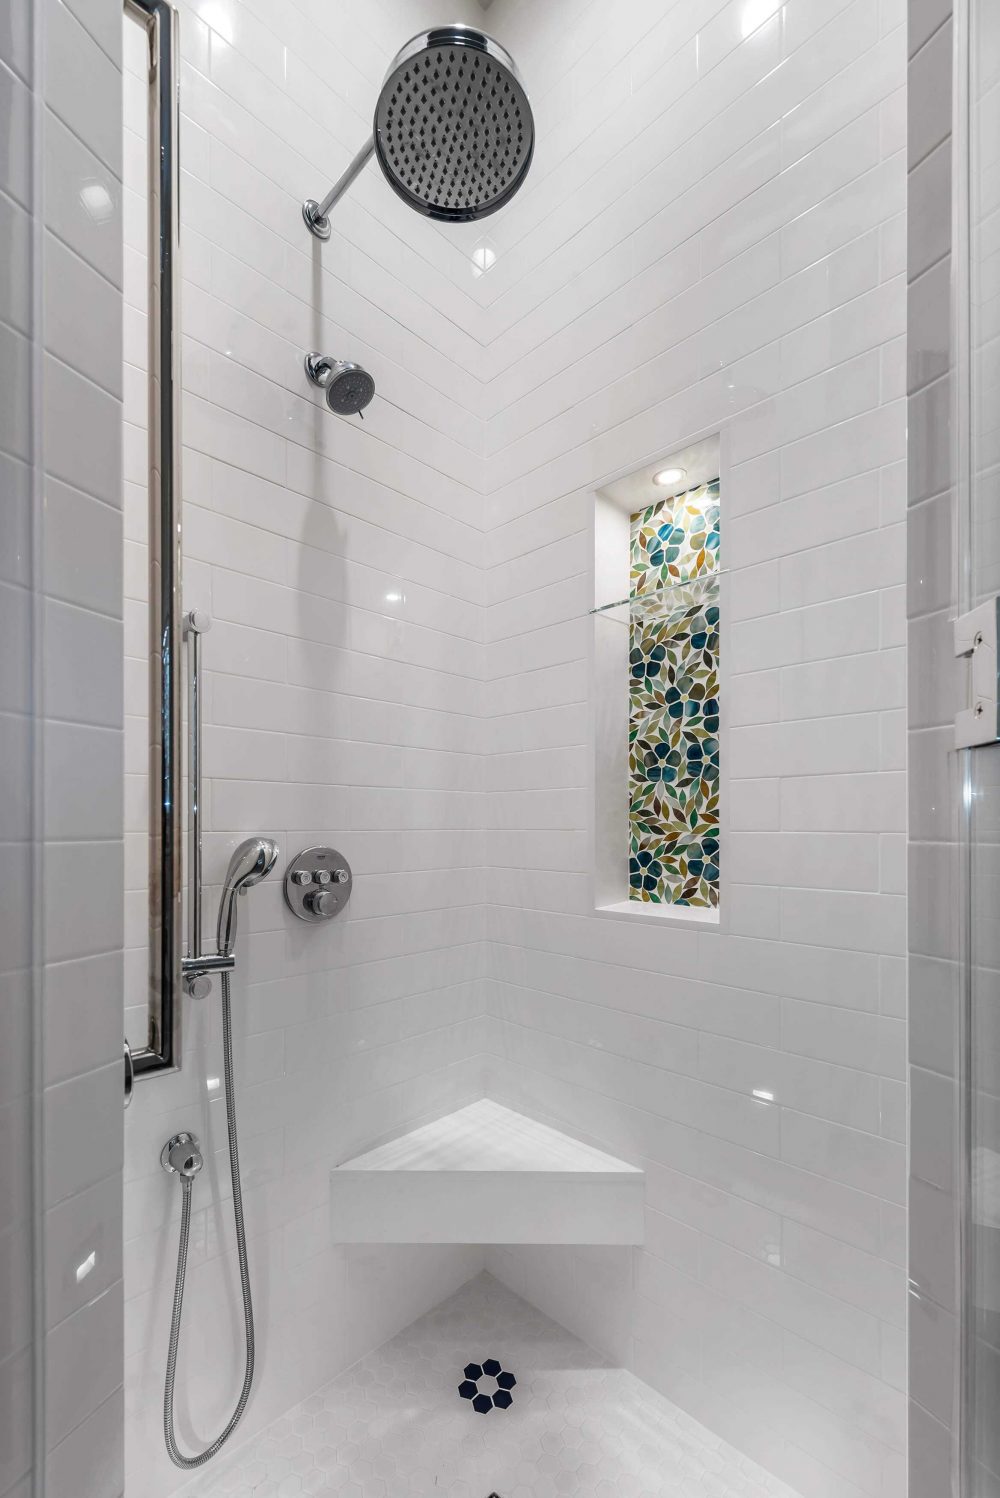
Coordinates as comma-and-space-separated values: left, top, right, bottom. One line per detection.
456, 1357, 517, 1413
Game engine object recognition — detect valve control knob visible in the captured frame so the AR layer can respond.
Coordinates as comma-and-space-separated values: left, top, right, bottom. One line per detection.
305, 889, 339, 917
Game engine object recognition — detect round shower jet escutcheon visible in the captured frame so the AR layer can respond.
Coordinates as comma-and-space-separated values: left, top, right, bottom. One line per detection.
284, 846, 353, 923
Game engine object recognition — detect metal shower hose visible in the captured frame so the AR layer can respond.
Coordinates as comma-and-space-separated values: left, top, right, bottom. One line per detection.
163, 971, 255, 1467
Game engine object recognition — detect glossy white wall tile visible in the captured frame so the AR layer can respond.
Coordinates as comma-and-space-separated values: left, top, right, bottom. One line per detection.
121, 2, 492, 1493
479, 2, 907, 1497
5, 0, 911, 1492
1, 0, 127, 1492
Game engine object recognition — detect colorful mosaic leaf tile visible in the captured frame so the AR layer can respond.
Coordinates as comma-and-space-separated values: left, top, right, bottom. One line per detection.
630, 479, 720, 597
629, 481, 720, 909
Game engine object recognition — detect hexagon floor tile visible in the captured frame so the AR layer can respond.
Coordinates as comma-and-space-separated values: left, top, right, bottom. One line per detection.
179, 1273, 803, 1498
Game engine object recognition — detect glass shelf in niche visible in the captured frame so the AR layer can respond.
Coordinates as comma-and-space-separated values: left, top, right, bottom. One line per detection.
590, 568, 725, 626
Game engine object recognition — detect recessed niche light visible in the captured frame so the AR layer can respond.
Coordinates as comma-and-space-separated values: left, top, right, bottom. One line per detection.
652, 466, 686, 488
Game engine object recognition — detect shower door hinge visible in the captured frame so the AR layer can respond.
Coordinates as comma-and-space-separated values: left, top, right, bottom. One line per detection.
955, 596, 1000, 747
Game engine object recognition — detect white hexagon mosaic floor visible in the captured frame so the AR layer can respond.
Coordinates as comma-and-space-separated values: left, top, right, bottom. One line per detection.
180, 1273, 802, 1498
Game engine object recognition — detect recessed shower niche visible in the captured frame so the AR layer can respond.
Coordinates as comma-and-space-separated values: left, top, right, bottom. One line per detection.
592, 434, 727, 926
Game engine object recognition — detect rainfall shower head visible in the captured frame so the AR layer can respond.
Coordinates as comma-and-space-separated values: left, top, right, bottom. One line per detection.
217, 836, 279, 959
303, 25, 534, 239
374, 26, 534, 221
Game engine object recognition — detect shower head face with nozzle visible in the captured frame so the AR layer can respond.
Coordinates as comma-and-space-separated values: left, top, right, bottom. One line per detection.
326, 362, 376, 416
373, 26, 534, 223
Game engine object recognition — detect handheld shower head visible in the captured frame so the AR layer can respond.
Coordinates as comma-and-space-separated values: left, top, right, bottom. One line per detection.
217, 836, 279, 959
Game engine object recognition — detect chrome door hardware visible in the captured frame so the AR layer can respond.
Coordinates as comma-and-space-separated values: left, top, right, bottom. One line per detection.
124, 1039, 134, 1108
284, 846, 353, 922
955, 597, 1000, 747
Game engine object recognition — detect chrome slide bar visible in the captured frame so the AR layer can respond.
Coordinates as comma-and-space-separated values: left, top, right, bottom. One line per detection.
184, 610, 209, 963
180, 610, 236, 997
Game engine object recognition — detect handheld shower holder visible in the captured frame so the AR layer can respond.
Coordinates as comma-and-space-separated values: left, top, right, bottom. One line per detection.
182, 951, 235, 999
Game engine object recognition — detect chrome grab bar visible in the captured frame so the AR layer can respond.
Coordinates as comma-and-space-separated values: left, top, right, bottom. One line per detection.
126, 0, 182, 1080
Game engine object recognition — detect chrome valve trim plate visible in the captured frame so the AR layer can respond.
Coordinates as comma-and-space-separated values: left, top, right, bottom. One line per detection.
284, 846, 353, 922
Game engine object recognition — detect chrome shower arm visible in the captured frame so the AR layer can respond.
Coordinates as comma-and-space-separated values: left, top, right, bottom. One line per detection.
303, 136, 375, 240
316, 137, 375, 219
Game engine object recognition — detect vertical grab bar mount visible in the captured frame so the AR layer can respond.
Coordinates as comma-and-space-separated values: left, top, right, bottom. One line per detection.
127, 0, 183, 1079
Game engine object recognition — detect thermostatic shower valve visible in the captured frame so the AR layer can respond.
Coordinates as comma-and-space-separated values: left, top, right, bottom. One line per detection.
284, 846, 353, 922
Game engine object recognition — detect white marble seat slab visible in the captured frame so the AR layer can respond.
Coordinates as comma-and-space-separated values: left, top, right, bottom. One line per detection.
330, 1099, 645, 1244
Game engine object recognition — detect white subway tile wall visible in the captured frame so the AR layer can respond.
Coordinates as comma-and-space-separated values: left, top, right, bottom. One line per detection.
121, 4, 493, 1495
3, 0, 918, 1494
904, 1, 965, 1495
480, 6, 907, 1498
0, 6, 35, 1490
41, 0, 127, 1477
110, 1, 910, 1496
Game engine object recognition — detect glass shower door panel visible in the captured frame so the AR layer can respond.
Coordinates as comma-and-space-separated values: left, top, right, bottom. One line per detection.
971, 745, 1000, 1495
968, 0, 1000, 1490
